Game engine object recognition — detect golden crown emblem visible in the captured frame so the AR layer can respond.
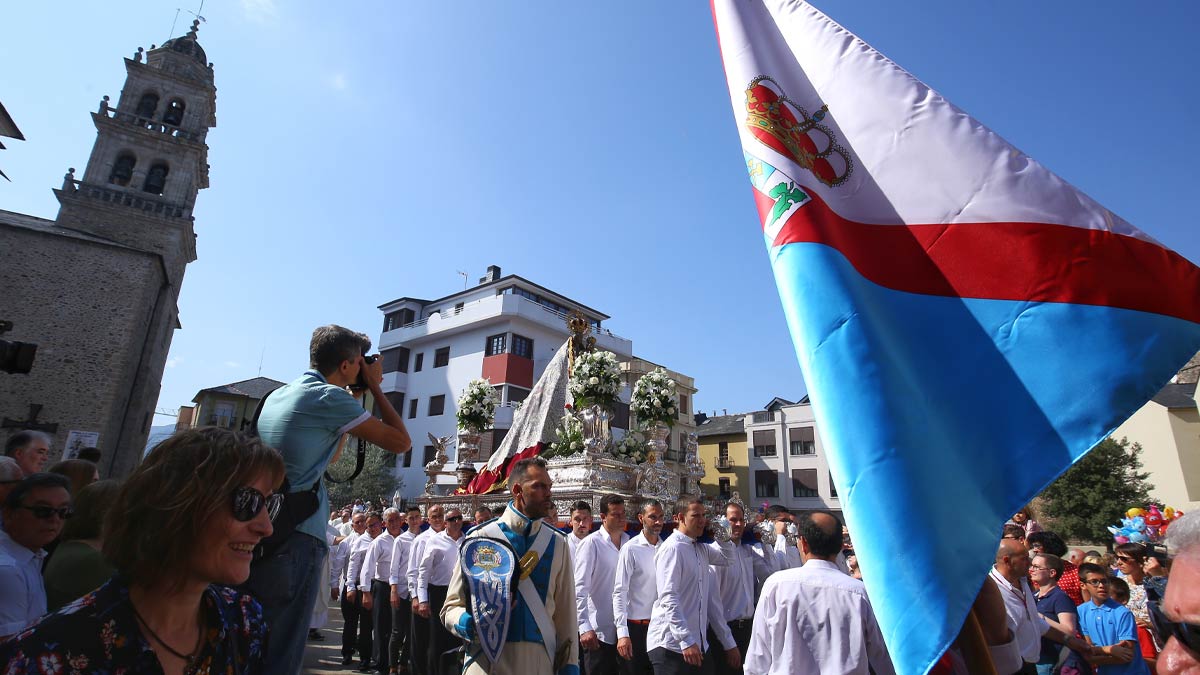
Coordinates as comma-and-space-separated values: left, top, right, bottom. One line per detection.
744, 76, 852, 187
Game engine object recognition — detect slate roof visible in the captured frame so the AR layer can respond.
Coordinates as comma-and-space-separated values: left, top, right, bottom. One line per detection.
1151, 382, 1197, 409
194, 377, 286, 402
695, 414, 746, 438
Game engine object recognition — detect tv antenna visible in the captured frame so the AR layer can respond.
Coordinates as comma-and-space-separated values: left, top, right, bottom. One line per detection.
457, 270, 468, 289
169, 1, 206, 40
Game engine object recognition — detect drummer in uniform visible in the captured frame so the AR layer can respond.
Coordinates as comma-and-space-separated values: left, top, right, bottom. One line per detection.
440, 456, 579, 675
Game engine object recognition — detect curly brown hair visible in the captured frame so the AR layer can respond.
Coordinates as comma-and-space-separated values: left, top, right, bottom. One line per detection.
103, 427, 284, 591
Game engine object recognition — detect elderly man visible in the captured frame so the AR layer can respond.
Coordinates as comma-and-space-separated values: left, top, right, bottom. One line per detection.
745, 511, 892, 675
0, 473, 71, 640
441, 457, 579, 675
418, 508, 466, 675
990, 537, 1091, 674
408, 504, 446, 675
576, 494, 631, 674
3, 431, 50, 477
615, 499, 665, 675
1157, 510, 1199, 675
362, 508, 404, 674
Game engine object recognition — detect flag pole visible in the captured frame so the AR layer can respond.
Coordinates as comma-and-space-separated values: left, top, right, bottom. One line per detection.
957, 608, 998, 675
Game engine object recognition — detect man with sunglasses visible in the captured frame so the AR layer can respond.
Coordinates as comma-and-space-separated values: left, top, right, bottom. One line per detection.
1076, 563, 1149, 674
0, 473, 71, 640
1159, 510, 1200, 674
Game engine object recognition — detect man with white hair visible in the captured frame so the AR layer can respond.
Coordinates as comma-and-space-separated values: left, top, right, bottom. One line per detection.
0, 457, 22, 508
3, 431, 50, 477
1160, 510, 1200, 675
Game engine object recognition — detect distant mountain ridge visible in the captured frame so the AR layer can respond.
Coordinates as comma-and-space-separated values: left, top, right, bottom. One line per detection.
143, 424, 175, 455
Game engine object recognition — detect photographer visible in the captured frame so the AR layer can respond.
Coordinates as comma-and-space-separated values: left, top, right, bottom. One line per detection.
244, 325, 411, 674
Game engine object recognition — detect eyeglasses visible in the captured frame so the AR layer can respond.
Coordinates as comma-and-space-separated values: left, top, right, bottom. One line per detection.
1002, 535, 1024, 541
232, 487, 284, 523
1029, 564, 1047, 571
1150, 600, 1200, 654
1084, 578, 1110, 587
17, 504, 73, 520
446, 515, 463, 522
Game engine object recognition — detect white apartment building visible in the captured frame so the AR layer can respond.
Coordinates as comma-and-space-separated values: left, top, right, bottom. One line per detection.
743, 397, 842, 515
376, 265, 695, 498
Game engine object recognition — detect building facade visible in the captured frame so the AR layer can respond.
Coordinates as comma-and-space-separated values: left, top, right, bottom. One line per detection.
694, 414, 749, 502
0, 24, 216, 478
180, 376, 286, 433
740, 397, 842, 515
1112, 382, 1200, 512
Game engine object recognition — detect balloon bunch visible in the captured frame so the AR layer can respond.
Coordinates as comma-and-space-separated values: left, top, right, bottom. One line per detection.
1108, 505, 1185, 544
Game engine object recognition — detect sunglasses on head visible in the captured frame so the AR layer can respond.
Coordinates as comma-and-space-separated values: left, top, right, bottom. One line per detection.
232, 487, 283, 523
1150, 601, 1200, 654
17, 504, 73, 520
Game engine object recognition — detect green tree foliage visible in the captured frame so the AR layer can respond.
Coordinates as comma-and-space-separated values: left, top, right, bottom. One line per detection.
325, 441, 403, 509
1038, 436, 1153, 547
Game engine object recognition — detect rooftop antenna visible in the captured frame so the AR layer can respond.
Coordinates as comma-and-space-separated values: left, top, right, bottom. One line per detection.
457, 270, 468, 289
169, 1, 206, 40
257, 345, 265, 377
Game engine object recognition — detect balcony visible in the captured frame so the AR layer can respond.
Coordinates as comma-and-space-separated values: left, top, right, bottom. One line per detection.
715, 456, 732, 470
752, 411, 776, 423
98, 107, 206, 144
380, 370, 407, 393
207, 415, 237, 429
61, 179, 187, 218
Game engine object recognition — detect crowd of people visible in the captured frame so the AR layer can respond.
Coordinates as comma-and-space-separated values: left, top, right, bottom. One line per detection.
0, 323, 1197, 675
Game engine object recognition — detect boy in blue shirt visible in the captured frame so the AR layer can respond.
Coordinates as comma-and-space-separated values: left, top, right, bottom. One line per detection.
1076, 563, 1149, 675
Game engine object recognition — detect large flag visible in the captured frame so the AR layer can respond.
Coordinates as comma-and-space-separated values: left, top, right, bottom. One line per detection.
710, 1, 1200, 673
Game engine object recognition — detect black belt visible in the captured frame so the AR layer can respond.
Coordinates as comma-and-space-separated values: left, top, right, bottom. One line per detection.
728, 618, 753, 629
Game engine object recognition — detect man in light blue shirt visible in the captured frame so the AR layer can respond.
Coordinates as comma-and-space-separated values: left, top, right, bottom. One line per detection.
244, 325, 411, 674
0, 473, 71, 640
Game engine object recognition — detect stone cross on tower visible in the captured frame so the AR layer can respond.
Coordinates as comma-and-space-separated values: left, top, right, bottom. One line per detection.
2, 404, 59, 434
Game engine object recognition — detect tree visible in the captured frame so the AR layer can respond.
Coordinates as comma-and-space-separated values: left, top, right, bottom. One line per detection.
1038, 436, 1153, 547
325, 441, 404, 509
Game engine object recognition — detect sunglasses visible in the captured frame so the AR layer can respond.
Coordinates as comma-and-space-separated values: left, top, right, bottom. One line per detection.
232, 487, 283, 523
1150, 601, 1200, 654
446, 515, 463, 522
17, 504, 73, 520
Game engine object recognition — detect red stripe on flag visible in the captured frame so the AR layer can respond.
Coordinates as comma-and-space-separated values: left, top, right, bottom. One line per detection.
754, 186, 1200, 324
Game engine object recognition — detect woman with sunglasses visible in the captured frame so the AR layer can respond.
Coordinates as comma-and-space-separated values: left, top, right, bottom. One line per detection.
0, 427, 285, 675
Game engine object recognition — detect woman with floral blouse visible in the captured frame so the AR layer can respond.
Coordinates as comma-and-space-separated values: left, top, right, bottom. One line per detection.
0, 427, 285, 675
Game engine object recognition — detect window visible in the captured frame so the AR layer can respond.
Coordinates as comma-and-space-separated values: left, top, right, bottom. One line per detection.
422, 445, 435, 465
381, 347, 409, 373
829, 472, 838, 498
486, 334, 506, 357
752, 411, 776, 423
434, 347, 450, 368
408, 398, 419, 419
383, 308, 416, 331
511, 334, 534, 359
454, 302, 464, 314
789, 427, 816, 456
752, 430, 776, 457
143, 162, 169, 195
402, 450, 412, 468
719, 478, 731, 498
611, 401, 630, 430
755, 470, 778, 498
508, 386, 529, 405
717, 442, 730, 466
428, 395, 446, 416
135, 92, 159, 119
414, 353, 424, 372
379, 392, 405, 417
108, 153, 136, 186
792, 469, 819, 498
679, 394, 688, 418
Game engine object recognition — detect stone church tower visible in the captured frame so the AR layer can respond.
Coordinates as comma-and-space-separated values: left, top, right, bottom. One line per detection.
0, 21, 215, 478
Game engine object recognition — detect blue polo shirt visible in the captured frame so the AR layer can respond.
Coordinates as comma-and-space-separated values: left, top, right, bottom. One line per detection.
257, 370, 370, 545
1076, 598, 1150, 675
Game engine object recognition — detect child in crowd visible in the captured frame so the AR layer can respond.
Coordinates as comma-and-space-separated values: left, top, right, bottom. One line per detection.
1076, 564, 1150, 675
1109, 577, 1158, 674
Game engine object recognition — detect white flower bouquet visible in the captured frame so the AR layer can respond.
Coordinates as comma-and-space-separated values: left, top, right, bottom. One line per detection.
630, 367, 678, 427
613, 429, 647, 464
567, 350, 622, 408
455, 378, 501, 433
547, 403, 585, 457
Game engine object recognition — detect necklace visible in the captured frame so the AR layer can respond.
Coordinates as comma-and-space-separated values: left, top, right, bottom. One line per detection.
130, 601, 202, 664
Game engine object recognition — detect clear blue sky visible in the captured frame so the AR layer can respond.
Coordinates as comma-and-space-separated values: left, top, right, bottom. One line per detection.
4, 1, 1198, 427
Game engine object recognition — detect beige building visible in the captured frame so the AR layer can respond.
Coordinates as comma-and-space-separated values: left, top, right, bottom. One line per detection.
695, 414, 748, 502
1113, 381, 1200, 511
181, 377, 285, 433
619, 357, 697, 459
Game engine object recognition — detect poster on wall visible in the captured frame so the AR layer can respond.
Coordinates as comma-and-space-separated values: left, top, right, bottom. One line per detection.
64, 430, 100, 459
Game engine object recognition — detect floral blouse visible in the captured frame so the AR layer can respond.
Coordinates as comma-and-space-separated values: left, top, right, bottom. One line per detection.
0, 576, 268, 675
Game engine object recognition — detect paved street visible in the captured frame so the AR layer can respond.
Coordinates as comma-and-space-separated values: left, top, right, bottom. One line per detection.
303, 614, 350, 675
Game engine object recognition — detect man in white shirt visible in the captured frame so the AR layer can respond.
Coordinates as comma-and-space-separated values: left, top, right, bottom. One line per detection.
0, 473, 70, 640
745, 511, 894, 675
417, 508, 466, 675
989, 538, 1088, 672
614, 499, 665, 675
576, 494, 631, 675
407, 503, 445, 675
348, 512, 384, 671
337, 512, 368, 665
389, 506, 422, 674
568, 500, 593, 562
763, 505, 800, 570
708, 502, 775, 674
648, 497, 735, 675
362, 508, 403, 674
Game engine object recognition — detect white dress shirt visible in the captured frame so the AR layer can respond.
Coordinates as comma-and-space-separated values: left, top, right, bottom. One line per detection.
714, 543, 776, 623
989, 567, 1049, 663
388, 530, 417, 598
362, 530, 396, 587
406, 528, 439, 599
613, 532, 661, 639
417, 530, 464, 602
706, 565, 737, 651
575, 527, 630, 644
346, 531, 376, 593
338, 520, 354, 537
773, 536, 802, 570
0, 530, 47, 638
745, 559, 895, 675
568, 532, 587, 561
333, 531, 359, 590
647, 530, 734, 654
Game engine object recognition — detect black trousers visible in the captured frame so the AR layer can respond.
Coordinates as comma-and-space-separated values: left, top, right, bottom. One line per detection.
649, 647, 701, 675
372, 580, 393, 670
410, 599, 430, 675
358, 587, 375, 665
340, 584, 363, 658
706, 619, 752, 675
585, 640, 630, 675
428, 584, 461, 675
391, 594, 412, 672
626, 623, 653, 675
